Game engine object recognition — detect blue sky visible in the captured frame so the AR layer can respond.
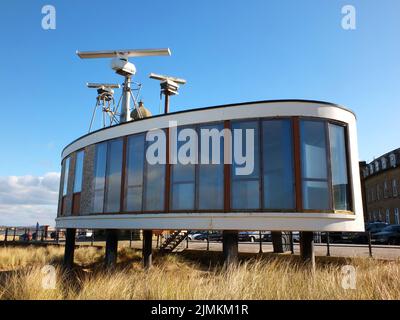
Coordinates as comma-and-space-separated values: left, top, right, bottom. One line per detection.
0, 0, 399, 225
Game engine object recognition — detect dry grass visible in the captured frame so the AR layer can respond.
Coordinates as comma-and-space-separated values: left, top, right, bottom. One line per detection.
0, 245, 399, 300
0, 235, 20, 241
0, 245, 105, 271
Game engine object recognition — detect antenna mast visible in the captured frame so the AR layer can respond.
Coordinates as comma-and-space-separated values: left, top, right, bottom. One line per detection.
77, 48, 171, 123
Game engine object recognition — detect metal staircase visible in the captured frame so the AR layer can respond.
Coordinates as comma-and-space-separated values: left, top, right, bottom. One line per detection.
159, 230, 188, 253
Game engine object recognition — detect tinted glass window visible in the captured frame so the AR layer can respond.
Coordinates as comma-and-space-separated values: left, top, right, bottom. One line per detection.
262, 120, 295, 209
144, 132, 165, 211
300, 120, 330, 210
73, 150, 85, 193
93, 142, 107, 213
198, 123, 224, 210
104, 138, 123, 213
329, 124, 350, 210
125, 134, 145, 211
231, 121, 260, 209
171, 127, 196, 210
62, 157, 70, 196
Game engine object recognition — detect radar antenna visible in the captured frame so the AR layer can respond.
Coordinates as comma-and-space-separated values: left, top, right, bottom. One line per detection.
77, 48, 171, 123
86, 83, 120, 132
149, 73, 186, 114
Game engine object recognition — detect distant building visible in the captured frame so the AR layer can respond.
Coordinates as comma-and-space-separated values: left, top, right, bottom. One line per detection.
360, 148, 400, 225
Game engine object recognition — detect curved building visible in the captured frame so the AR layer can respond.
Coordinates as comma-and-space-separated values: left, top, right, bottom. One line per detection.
56, 99, 364, 268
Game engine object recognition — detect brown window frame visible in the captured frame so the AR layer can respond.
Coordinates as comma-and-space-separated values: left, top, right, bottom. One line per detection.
82, 116, 354, 216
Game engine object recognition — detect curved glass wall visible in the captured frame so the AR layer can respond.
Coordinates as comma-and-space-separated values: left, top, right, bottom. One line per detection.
300, 120, 330, 210
125, 134, 145, 211
73, 150, 84, 193
104, 138, 123, 213
62, 157, 70, 197
143, 132, 166, 211
171, 126, 196, 210
198, 123, 224, 210
61, 116, 353, 216
328, 123, 351, 211
262, 119, 295, 209
92, 142, 107, 213
231, 120, 260, 210
60, 156, 70, 215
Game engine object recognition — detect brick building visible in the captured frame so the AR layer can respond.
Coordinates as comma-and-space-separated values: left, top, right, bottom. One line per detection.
360, 148, 400, 224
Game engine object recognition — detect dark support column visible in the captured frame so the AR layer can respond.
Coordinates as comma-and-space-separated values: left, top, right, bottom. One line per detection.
290, 232, 295, 254
326, 232, 331, 257
105, 229, 119, 269
223, 230, 238, 267
272, 231, 284, 253
367, 231, 373, 258
63, 228, 76, 270
272, 231, 291, 253
300, 231, 315, 271
143, 230, 153, 269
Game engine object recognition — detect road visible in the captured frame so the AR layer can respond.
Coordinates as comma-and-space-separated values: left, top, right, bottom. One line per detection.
73, 239, 400, 260
4, 236, 399, 260
172, 240, 399, 260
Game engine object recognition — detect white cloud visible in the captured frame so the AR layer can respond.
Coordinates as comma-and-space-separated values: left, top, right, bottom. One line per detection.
0, 172, 60, 226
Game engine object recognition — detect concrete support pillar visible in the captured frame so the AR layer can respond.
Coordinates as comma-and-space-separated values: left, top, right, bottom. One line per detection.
300, 231, 315, 271
272, 231, 291, 253
105, 229, 118, 269
63, 228, 76, 270
223, 230, 238, 267
272, 231, 284, 253
143, 230, 153, 269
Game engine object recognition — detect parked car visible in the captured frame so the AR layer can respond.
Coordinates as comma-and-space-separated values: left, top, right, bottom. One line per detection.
77, 230, 93, 240
207, 231, 223, 242
185, 231, 209, 241
239, 231, 261, 242
351, 222, 389, 244
321, 232, 355, 243
190, 231, 222, 241
372, 225, 400, 245
193, 233, 208, 241
187, 231, 206, 240
291, 232, 300, 243
19, 233, 32, 241
367, 222, 390, 233
262, 232, 272, 242
262, 231, 297, 243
